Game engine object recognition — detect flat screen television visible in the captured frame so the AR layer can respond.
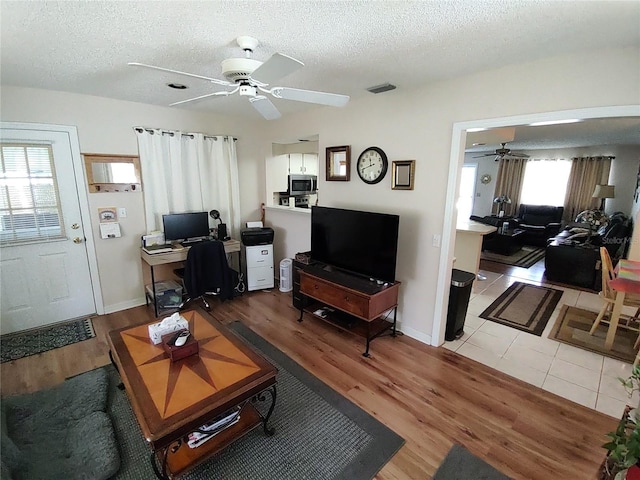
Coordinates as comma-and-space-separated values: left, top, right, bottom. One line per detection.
162, 212, 210, 242
311, 206, 399, 283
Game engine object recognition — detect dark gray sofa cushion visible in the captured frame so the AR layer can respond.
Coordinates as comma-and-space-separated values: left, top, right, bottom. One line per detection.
1, 368, 120, 480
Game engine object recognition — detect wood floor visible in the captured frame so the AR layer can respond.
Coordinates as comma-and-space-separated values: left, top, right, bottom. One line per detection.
1, 289, 614, 479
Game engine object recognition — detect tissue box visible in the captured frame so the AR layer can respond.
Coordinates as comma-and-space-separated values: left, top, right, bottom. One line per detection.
148, 314, 189, 345
162, 330, 199, 362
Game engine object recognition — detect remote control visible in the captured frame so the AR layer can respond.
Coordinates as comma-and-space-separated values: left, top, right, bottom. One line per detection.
174, 330, 190, 347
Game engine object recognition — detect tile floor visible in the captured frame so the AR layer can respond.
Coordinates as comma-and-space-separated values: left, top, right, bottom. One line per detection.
443, 269, 639, 418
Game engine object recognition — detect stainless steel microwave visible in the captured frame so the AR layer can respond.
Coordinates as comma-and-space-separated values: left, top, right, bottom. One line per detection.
288, 174, 317, 196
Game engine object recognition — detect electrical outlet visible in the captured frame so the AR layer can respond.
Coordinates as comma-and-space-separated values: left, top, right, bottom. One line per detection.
118, 207, 127, 218
432, 234, 441, 247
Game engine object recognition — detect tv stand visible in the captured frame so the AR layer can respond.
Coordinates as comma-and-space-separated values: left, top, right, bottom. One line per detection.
298, 269, 400, 356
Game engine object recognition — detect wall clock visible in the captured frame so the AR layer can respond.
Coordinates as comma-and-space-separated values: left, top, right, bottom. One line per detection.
356, 146, 388, 184
480, 174, 492, 184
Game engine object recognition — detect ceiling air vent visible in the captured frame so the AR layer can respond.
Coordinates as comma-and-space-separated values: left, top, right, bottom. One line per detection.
366, 83, 396, 94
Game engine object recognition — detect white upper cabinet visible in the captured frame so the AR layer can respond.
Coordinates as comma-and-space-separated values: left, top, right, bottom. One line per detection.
289, 153, 318, 175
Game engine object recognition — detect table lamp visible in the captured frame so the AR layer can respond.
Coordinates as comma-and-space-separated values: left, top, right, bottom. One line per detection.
592, 184, 615, 211
493, 194, 512, 217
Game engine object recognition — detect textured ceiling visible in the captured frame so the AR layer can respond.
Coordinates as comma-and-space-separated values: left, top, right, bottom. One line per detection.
1, 1, 639, 139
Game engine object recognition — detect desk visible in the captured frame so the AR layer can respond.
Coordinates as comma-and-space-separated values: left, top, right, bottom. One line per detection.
141, 239, 241, 317
605, 259, 640, 350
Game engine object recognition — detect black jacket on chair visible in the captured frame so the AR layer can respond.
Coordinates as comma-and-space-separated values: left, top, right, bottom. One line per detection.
183, 240, 233, 301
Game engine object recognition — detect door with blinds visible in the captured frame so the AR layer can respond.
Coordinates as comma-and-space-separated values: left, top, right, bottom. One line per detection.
0, 125, 96, 334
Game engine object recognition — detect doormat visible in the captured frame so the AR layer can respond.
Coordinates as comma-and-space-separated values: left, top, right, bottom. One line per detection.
0, 318, 95, 363
433, 444, 511, 480
480, 282, 563, 336
480, 246, 545, 268
549, 305, 637, 363
106, 320, 405, 479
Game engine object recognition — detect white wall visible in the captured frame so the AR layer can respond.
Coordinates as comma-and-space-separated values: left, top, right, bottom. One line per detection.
0, 87, 263, 312
2, 45, 638, 346
258, 46, 640, 345
466, 145, 640, 218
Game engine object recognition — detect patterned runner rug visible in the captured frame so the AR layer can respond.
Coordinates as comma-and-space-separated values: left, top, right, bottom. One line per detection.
480, 282, 563, 336
0, 318, 95, 363
480, 246, 545, 268
549, 305, 636, 363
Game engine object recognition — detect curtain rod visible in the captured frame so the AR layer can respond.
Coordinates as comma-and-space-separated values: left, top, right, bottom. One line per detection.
134, 127, 237, 141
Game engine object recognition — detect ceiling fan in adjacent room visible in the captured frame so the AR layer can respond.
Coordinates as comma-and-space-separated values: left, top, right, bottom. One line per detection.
129, 36, 350, 120
473, 143, 530, 161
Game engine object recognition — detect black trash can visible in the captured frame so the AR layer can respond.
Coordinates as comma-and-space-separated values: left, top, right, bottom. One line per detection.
445, 269, 475, 341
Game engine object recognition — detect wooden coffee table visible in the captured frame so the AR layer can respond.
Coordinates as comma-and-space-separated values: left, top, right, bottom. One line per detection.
107, 309, 277, 479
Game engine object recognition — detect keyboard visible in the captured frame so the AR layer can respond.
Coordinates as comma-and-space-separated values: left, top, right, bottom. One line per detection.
180, 238, 208, 247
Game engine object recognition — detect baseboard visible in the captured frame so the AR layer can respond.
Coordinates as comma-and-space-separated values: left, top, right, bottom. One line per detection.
103, 297, 147, 315
400, 324, 432, 346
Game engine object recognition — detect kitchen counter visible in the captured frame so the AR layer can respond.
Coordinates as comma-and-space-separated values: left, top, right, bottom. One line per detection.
454, 220, 497, 276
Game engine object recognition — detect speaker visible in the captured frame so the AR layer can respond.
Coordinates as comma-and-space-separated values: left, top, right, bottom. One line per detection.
217, 223, 228, 240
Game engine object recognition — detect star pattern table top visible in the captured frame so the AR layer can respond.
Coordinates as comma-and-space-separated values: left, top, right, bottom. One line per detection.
108, 309, 277, 443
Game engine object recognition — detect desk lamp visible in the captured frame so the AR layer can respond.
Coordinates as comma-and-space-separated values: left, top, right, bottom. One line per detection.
493, 194, 512, 217
209, 209, 228, 240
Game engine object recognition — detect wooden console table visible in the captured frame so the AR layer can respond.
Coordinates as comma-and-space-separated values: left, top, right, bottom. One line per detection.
298, 268, 400, 356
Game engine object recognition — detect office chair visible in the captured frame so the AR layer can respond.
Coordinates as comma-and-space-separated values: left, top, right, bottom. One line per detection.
174, 240, 233, 311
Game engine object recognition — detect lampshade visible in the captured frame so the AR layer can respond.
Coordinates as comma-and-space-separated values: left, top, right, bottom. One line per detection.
493, 194, 512, 204
592, 184, 615, 199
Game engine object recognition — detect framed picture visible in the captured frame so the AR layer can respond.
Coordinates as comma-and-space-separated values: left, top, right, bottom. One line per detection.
326, 145, 351, 181
391, 160, 415, 190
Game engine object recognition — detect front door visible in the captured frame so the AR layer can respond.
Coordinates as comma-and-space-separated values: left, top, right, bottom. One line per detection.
0, 125, 97, 334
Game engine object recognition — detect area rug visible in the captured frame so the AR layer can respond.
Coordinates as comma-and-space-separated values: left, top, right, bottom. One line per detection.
0, 318, 95, 363
549, 305, 637, 363
433, 444, 511, 480
480, 246, 545, 269
480, 282, 563, 336
106, 320, 404, 479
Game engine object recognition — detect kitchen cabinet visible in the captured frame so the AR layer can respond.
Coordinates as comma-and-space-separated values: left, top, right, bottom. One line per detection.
289, 154, 318, 176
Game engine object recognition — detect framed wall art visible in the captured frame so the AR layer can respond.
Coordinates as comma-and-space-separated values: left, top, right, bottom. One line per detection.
391, 160, 415, 190
326, 145, 351, 181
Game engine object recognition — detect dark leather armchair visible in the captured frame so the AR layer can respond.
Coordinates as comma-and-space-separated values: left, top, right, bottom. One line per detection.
512, 204, 564, 247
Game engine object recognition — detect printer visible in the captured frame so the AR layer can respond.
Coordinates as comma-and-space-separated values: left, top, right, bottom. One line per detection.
240, 226, 274, 246
241, 224, 275, 291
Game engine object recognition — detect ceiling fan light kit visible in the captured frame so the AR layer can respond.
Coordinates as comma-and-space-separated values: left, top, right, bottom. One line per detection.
129, 35, 349, 120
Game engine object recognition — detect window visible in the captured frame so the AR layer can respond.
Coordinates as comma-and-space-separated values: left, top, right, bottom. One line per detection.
520, 159, 572, 206
0, 143, 64, 245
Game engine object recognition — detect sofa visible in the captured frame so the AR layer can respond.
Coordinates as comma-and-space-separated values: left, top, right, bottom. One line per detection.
511, 204, 564, 247
545, 212, 633, 289
1, 368, 120, 480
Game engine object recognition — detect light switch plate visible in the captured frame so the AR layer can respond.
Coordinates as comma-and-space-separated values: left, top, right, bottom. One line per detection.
118, 207, 127, 218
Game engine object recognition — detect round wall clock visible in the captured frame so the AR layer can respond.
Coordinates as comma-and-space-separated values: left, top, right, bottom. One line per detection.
480, 174, 492, 184
356, 146, 388, 184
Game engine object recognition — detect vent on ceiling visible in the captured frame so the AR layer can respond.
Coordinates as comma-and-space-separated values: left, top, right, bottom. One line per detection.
366, 83, 396, 94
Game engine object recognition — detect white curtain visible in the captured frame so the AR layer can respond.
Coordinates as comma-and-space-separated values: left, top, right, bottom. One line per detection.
135, 128, 241, 239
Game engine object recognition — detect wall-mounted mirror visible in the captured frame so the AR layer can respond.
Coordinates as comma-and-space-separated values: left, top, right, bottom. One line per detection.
391, 160, 416, 190
326, 145, 351, 181
83, 154, 141, 193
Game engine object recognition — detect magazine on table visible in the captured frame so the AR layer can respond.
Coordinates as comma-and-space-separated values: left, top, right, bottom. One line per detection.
187, 407, 242, 449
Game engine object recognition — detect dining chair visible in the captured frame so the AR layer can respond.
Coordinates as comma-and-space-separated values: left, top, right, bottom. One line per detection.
589, 247, 640, 337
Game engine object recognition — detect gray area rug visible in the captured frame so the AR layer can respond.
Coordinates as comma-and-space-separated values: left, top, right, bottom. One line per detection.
480, 246, 545, 269
480, 282, 563, 336
107, 320, 404, 479
1, 318, 95, 363
433, 444, 511, 480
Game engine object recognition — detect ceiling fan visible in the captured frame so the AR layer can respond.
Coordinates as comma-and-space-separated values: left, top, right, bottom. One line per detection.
473, 143, 530, 161
129, 36, 350, 120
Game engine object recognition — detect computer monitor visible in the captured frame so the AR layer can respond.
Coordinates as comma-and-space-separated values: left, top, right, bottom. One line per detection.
162, 212, 210, 242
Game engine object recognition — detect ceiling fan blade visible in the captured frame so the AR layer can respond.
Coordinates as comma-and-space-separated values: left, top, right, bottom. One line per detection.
128, 62, 231, 87
249, 96, 282, 120
270, 87, 349, 107
510, 152, 530, 158
170, 90, 233, 107
250, 53, 304, 85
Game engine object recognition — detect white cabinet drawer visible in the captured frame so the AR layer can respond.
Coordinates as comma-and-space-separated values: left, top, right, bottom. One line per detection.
245, 245, 273, 265
247, 265, 274, 290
